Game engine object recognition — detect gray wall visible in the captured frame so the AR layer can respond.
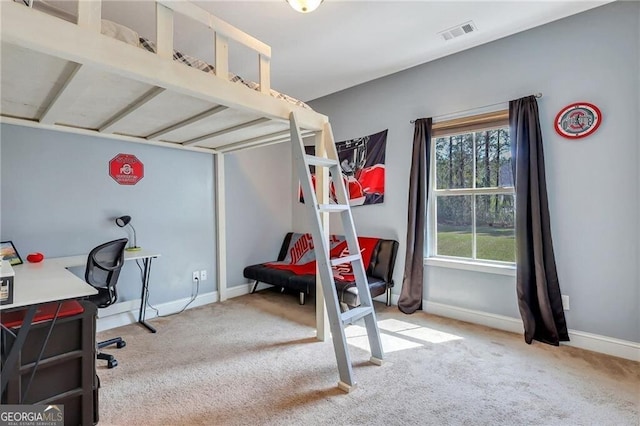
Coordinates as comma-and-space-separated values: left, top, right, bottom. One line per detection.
225, 142, 293, 287
304, 1, 640, 342
1, 124, 216, 305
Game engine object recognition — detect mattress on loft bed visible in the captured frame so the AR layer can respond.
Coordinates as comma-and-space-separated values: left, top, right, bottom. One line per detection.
18, 0, 311, 110
137, 38, 311, 110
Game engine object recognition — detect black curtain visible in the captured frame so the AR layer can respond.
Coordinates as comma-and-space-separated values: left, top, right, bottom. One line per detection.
398, 118, 432, 314
510, 96, 569, 345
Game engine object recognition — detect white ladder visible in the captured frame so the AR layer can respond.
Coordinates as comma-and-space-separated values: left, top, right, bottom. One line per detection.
290, 112, 384, 392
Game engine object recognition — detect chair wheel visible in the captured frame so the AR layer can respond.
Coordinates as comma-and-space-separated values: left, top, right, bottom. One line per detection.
107, 359, 118, 369
117, 341, 126, 349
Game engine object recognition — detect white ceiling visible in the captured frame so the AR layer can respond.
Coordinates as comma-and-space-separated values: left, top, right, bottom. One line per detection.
55, 0, 613, 102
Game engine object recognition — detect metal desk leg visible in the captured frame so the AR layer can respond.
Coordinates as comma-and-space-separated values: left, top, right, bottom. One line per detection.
1, 305, 37, 394
138, 257, 156, 333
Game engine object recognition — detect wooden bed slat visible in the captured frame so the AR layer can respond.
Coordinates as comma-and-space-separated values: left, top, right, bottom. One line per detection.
99, 87, 166, 133
105, 92, 216, 137
147, 105, 228, 140
217, 129, 314, 154
222, 136, 289, 154
157, 108, 259, 143
56, 71, 155, 130
195, 121, 288, 149
181, 117, 270, 146
39, 64, 86, 125
217, 129, 292, 152
1, 45, 72, 120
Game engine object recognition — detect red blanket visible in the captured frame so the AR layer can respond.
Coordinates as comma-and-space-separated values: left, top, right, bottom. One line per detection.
266, 235, 379, 282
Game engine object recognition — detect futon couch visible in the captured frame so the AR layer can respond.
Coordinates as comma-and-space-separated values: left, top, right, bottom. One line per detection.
244, 232, 399, 309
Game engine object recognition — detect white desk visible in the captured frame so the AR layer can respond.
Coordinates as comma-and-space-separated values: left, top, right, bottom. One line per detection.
1, 258, 97, 311
4, 248, 160, 330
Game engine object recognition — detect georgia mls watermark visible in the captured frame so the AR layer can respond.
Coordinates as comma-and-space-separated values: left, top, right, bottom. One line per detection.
0, 405, 64, 426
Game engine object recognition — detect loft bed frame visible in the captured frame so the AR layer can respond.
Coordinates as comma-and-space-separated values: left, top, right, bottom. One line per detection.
0, 0, 325, 150
0, 0, 332, 337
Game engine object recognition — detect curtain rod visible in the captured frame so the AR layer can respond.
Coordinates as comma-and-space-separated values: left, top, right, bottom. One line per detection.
410, 92, 542, 124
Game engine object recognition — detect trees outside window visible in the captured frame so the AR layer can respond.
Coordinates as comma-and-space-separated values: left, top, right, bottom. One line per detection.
431, 114, 515, 263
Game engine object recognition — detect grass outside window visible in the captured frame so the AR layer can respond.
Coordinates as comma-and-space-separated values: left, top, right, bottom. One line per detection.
437, 225, 515, 263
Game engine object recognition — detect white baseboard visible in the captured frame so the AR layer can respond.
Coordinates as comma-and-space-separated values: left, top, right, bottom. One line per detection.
564, 329, 640, 362
423, 300, 525, 334
422, 300, 640, 362
97, 284, 253, 332
226, 283, 251, 299
97, 291, 217, 332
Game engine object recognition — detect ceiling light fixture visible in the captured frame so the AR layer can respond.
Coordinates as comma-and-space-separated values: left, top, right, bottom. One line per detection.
287, 0, 323, 14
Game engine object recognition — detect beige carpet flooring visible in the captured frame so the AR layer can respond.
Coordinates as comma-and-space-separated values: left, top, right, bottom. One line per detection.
96, 290, 639, 425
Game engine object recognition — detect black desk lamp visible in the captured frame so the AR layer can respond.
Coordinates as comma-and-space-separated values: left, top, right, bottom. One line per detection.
115, 215, 141, 251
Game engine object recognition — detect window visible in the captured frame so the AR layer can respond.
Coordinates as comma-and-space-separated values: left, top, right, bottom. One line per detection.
429, 110, 515, 264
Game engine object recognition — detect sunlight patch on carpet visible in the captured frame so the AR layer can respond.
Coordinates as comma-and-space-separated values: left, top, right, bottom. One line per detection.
346, 325, 423, 353
378, 318, 422, 332
344, 319, 464, 352
379, 319, 463, 343
398, 327, 463, 344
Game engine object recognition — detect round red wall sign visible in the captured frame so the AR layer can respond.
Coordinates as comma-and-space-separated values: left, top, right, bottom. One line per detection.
554, 102, 602, 139
109, 153, 144, 185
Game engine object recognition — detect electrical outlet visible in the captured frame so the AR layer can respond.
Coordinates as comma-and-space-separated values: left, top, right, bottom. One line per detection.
200, 270, 207, 281
192, 271, 200, 282
561, 295, 570, 311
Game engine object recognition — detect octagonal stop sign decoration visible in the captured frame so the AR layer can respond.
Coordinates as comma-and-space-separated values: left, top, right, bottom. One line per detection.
109, 153, 144, 185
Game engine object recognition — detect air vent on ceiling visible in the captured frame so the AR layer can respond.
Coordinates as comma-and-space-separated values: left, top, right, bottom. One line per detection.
439, 21, 477, 41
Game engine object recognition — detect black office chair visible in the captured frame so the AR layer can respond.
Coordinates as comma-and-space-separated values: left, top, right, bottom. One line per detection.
85, 238, 128, 369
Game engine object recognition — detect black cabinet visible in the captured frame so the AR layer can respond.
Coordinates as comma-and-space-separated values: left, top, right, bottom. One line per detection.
1, 301, 98, 425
